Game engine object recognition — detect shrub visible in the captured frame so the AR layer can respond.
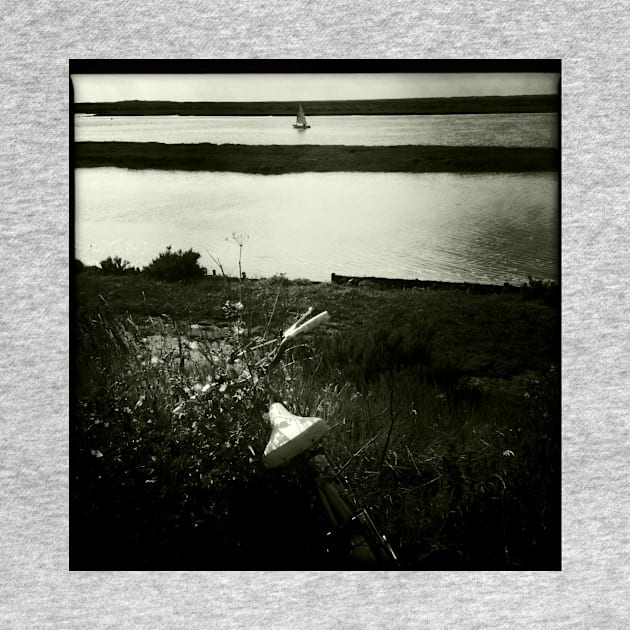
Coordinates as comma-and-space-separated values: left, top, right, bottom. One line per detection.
521, 276, 559, 307
100, 255, 132, 275
143, 246, 206, 282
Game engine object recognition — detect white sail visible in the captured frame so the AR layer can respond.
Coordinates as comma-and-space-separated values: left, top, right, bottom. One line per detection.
294, 103, 310, 128
297, 103, 306, 125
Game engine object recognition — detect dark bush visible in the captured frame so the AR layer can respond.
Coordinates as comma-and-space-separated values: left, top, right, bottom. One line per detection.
521, 276, 559, 307
100, 255, 132, 275
143, 246, 206, 282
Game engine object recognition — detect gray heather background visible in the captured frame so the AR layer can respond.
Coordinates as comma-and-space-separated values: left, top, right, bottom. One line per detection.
1, 1, 628, 628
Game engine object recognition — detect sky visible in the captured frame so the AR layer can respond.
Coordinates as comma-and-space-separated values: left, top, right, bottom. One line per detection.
71, 73, 559, 103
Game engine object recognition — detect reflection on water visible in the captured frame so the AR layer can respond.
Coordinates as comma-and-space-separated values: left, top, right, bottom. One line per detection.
75, 169, 558, 284
74, 113, 558, 148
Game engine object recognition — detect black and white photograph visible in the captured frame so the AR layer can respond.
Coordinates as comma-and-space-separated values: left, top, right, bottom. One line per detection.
71, 59, 560, 570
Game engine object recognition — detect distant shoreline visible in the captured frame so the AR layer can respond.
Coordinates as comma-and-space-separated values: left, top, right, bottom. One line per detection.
74, 142, 558, 174
330, 273, 524, 293
74, 95, 559, 117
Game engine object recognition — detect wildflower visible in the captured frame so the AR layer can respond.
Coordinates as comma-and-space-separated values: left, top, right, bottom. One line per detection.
193, 383, 203, 393
150, 356, 159, 365
90, 449, 103, 458
502, 450, 515, 457
202, 383, 211, 393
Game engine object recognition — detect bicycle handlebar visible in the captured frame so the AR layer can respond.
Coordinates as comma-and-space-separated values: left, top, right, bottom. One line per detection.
284, 310, 330, 340
267, 309, 330, 370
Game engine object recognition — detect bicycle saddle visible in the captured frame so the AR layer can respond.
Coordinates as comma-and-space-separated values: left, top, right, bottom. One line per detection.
263, 403, 329, 469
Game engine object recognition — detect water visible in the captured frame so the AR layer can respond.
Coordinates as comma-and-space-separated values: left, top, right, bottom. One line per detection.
74, 113, 558, 147
75, 168, 558, 284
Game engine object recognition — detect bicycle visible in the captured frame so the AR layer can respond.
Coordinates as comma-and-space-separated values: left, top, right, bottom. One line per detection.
248, 307, 399, 569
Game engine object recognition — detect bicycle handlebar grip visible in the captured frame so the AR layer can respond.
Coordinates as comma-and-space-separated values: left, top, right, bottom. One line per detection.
284, 311, 330, 340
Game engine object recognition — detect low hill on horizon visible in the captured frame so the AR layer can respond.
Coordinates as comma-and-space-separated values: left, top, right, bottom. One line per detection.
74, 94, 559, 117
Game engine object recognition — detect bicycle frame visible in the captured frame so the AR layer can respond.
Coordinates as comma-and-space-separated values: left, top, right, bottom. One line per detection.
309, 452, 398, 568
259, 308, 399, 569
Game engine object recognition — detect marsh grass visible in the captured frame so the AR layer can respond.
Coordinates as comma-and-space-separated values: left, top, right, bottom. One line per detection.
75, 142, 558, 174
72, 270, 559, 569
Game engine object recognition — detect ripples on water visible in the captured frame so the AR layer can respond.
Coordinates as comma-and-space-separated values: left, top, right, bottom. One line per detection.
75, 169, 558, 284
74, 113, 558, 147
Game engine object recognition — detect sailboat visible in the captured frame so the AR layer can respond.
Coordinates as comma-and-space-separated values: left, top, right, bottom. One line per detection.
293, 103, 311, 129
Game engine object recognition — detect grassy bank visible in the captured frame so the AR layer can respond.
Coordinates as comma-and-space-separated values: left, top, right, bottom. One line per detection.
74, 95, 559, 117
74, 142, 558, 174
72, 270, 560, 569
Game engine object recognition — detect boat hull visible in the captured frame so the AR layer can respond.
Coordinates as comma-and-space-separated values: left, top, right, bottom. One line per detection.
293, 124, 311, 129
